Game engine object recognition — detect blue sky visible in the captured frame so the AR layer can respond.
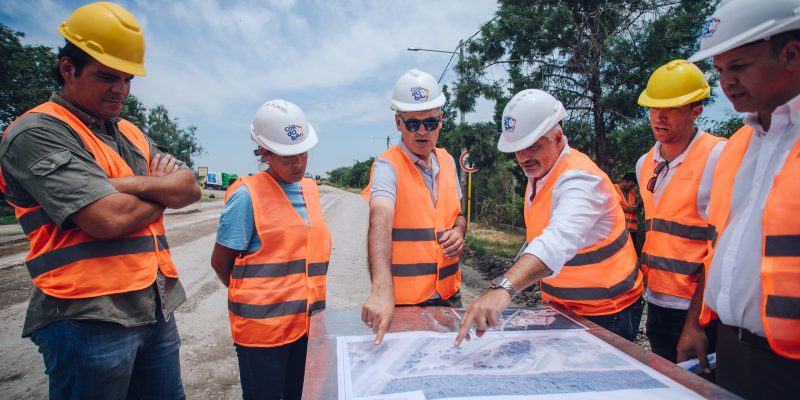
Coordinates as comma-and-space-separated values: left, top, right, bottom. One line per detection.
1, 0, 736, 177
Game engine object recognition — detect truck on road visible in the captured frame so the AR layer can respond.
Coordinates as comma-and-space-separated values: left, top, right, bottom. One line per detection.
204, 171, 238, 190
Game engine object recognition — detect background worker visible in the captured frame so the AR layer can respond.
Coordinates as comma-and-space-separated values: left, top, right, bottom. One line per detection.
614, 172, 640, 254
455, 89, 644, 346
676, 0, 800, 398
0, 2, 200, 398
636, 60, 725, 363
210, 100, 330, 400
361, 69, 466, 345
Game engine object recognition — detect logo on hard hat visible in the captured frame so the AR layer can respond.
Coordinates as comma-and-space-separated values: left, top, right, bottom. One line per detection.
285, 124, 304, 141
503, 116, 517, 133
410, 86, 429, 101
700, 17, 720, 39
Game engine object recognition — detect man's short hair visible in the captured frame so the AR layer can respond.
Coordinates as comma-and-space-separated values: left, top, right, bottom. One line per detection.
51, 41, 93, 86
622, 172, 637, 184
769, 29, 800, 58
688, 100, 703, 109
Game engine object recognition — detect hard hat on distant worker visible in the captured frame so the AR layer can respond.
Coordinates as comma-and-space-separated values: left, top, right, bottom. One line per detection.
638, 60, 710, 108
58, 2, 146, 76
497, 89, 567, 153
251, 100, 318, 156
390, 69, 446, 112
688, 0, 800, 62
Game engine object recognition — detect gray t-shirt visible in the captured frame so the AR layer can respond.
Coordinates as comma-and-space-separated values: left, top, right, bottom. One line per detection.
0, 93, 187, 336
369, 140, 462, 205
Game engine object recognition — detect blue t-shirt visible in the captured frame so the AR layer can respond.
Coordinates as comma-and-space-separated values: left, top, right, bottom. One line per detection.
215, 182, 308, 254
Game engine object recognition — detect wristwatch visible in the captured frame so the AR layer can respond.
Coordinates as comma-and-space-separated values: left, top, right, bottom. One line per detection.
490, 275, 518, 299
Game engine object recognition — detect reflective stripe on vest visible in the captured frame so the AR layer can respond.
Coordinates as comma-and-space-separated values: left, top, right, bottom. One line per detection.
524, 148, 643, 316
640, 133, 724, 300
0, 102, 177, 299
361, 146, 462, 305
703, 125, 800, 359
226, 174, 331, 347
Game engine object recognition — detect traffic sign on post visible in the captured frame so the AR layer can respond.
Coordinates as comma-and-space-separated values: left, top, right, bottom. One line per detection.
459, 151, 478, 173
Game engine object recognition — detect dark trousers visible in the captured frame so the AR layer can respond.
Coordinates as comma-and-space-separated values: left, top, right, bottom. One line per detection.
646, 302, 717, 363
584, 296, 644, 342
235, 335, 308, 400
716, 323, 800, 399
30, 311, 185, 400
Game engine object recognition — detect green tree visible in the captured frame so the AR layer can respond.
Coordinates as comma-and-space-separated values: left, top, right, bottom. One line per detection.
120, 94, 148, 131
0, 23, 58, 129
454, 0, 718, 171
146, 105, 203, 168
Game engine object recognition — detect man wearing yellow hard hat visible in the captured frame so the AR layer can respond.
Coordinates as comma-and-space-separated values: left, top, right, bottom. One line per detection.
635, 60, 726, 365
675, 0, 800, 398
0, 2, 200, 398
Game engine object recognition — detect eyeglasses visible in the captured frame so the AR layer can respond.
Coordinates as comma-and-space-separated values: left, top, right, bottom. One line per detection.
397, 114, 441, 132
647, 160, 669, 193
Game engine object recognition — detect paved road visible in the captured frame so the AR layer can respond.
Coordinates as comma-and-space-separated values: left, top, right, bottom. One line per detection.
0, 185, 486, 398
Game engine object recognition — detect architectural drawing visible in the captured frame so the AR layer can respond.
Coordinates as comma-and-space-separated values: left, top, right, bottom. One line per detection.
337, 330, 700, 399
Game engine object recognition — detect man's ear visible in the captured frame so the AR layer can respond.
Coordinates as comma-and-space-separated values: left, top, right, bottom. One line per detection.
59, 57, 74, 81
783, 40, 800, 73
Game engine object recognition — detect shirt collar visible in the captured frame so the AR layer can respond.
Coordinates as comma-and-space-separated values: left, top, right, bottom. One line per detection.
744, 92, 800, 137
397, 139, 436, 170
653, 128, 704, 167
49, 92, 117, 130
536, 138, 571, 188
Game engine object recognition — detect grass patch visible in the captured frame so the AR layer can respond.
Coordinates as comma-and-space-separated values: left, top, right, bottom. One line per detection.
0, 214, 18, 225
466, 223, 526, 259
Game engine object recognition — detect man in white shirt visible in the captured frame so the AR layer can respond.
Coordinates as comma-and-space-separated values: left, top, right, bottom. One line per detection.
635, 60, 726, 363
455, 89, 644, 346
677, 0, 800, 398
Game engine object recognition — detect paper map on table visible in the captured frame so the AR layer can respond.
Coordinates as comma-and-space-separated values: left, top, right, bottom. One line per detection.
452, 305, 586, 331
337, 330, 701, 399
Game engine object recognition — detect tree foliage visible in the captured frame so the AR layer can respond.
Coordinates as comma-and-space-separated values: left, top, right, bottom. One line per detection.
453, 0, 718, 171
0, 23, 58, 130
327, 158, 375, 189
119, 96, 204, 168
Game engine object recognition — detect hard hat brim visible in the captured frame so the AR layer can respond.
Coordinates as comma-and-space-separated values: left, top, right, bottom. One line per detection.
497, 105, 566, 153
637, 87, 710, 108
688, 15, 800, 62
390, 92, 446, 112
250, 122, 319, 156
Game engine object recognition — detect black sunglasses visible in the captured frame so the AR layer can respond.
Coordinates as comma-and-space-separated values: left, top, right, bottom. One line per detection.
397, 114, 441, 132
647, 160, 669, 193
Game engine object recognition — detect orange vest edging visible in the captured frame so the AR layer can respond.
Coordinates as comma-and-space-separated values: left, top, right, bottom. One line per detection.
0, 102, 176, 299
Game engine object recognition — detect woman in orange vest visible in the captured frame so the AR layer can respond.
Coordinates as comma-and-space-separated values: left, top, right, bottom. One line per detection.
210, 100, 331, 400
614, 172, 640, 253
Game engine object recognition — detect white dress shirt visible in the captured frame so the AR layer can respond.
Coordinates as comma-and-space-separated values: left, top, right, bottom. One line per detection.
635, 130, 726, 310
523, 142, 618, 277
705, 93, 800, 336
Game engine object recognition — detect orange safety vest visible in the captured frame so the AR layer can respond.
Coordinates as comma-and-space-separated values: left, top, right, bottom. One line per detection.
0, 102, 177, 298
614, 184, 639, 231
361, 146, 461, 305
702, 125, 800, 359
525, 149, 643, 316
225, 173, 331, 347
640, 133, 725, 300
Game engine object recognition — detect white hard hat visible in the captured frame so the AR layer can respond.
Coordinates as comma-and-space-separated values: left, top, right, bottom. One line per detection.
390, 69, 446, 112
688, 0, 800, 62
497, 89, 567, 153
250, 99, 318, 156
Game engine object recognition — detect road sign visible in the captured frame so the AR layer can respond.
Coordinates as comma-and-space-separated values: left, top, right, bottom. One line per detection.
198, 166, 208, 177
459, 151, 478, 173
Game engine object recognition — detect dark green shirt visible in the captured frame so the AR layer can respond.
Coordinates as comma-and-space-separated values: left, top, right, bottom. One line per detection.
0, 93, 187, 337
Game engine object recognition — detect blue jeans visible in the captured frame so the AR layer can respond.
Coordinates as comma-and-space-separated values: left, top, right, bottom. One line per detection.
235, 335, 308, 400
584, 296, 644, 342
30, 311, 185, 400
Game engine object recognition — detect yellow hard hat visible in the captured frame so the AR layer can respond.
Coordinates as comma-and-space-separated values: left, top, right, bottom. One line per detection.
58, 2, 146, 76
638, 60, 709, 108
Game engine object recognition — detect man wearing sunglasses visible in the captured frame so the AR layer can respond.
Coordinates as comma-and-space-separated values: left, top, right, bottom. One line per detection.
635, 60, 726, 365
455, 89, 644, 347
361, 69, 466, 345
676, 0, 800, 397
